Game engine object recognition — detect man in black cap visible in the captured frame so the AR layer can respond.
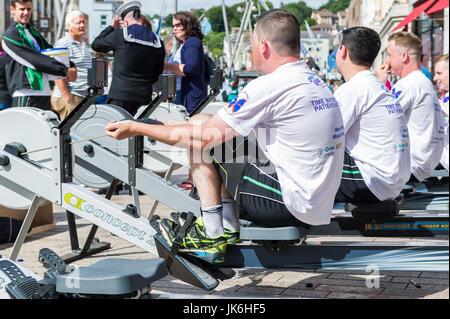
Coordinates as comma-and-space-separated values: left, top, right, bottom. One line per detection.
91, 1, 165, 115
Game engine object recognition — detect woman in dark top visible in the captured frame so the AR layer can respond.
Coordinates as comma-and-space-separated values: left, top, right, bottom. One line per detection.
0, 36, 12, 111
164, 12, 207, 114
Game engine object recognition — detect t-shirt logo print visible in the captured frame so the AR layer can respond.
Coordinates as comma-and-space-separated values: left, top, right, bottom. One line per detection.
391, 88, 403, 99
308, 75, 323, 87
227, 98, 247, 113
441, 95, 449, 104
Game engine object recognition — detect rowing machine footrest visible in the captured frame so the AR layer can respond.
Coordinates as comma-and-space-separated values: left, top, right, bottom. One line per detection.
39, 248, 69, 278
239, 222, 304, 241
0, 260, 40, 299
55, 258, 167, 295
345, 194, 404, 218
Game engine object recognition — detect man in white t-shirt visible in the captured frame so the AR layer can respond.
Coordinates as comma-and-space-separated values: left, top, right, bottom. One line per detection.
433, 54, 449, 171
333, 27, 411, 203
105, 10, 345, 263
376, 32, 444, 183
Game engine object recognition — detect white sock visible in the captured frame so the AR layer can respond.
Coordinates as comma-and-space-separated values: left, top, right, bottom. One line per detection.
201, 205, 223, 237
222, 198, 240, 232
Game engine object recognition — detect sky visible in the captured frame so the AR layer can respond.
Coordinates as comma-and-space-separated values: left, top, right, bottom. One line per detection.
140, 0, 329, 16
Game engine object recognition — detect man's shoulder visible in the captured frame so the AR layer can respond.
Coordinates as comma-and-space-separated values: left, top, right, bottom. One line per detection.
398, 71, 435, 94
55, 34, 75, 46
3, 23, 19, 37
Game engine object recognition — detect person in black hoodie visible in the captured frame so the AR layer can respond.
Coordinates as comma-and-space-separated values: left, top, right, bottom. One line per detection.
91, 2, 165, 116
0, 35, 12, 111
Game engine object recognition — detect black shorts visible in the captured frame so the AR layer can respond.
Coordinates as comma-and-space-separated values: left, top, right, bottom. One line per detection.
334, 152, 380, 203
12, 96, 51, 110
211, 137, 310, 228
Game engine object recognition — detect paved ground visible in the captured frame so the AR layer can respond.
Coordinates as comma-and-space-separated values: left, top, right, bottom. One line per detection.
0, 172, 448, 300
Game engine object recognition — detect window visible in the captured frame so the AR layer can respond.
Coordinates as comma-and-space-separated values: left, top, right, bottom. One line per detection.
100, 15, 108, 28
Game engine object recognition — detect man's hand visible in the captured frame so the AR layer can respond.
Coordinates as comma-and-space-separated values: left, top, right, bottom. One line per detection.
66, 67, 77, 82
62, 91, 72, 103
105, 120, 138, 140
375, 63, 391, 84
111, 15, 123, 29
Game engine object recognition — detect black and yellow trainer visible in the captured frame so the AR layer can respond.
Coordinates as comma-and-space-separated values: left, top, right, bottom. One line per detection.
170, 212, 242, 245
159, 213, 228, 264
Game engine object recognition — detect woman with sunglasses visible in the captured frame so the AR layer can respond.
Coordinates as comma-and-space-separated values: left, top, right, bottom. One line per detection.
164, 12, 207, 114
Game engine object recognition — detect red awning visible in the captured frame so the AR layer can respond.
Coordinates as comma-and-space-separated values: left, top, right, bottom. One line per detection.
426, 0, 449, 14
391, 0, 437, 32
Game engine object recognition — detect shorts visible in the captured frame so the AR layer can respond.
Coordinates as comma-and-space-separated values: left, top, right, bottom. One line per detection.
12, 96, 51, 110
51, 94, 84, 120
211, 137, 310, 228
334, 152, 380, 203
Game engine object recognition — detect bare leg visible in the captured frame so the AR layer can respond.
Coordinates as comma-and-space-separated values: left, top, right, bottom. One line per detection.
188, 114, 222, 207
188, 114, 224, 237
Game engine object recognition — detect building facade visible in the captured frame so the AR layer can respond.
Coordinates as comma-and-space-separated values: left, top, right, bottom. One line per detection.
301, 31, 332, 77
79, 0, 121, 44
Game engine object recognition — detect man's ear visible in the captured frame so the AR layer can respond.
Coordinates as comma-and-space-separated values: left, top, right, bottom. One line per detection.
260, 38, 270, 59
400, 51, 409, 63
339, 44, 347, 60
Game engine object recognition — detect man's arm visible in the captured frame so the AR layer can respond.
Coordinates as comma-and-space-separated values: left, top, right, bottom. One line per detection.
105, 113, 239, 151
91, 15, 122, 53
54, 78, 72, 101
2, 37, 69, 77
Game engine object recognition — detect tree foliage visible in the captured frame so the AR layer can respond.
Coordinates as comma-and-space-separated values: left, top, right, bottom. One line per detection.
319, 0, 351, 13
159, 0, 347, 57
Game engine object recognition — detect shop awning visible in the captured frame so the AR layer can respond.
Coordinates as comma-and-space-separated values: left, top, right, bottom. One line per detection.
391, 0, 437, 32
426, 0, 449, 14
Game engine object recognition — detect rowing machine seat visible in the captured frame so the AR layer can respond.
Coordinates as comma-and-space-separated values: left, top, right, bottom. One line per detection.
345, 194, 404, 219
55, 258, 167, 295
239, 222, 303, 241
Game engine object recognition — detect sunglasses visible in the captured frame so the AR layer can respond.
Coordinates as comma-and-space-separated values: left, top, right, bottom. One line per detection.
172, 22, 183, 29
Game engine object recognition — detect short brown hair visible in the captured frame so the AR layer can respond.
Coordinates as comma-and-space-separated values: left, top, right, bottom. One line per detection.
11, 0, 32, 8
255, 9, 300, 57
388, 31, 422, 59
173, 11, 203, 42
436, 54, 449, 66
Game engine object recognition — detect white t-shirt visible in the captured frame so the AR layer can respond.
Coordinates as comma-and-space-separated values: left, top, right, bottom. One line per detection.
392, 70, 444, 181
440, 92, 449, 171
217, 61, 345, 226
334, 70, 411, 201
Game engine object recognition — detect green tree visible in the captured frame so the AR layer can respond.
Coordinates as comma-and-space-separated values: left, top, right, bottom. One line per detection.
163, 14, 173, 27
280, 1, 314, 30
319, 0, 351, 13
204, 32, 226, 57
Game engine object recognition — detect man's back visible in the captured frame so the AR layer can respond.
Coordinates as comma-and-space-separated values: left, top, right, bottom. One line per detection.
91, 24, 165, 104
218, 61, 345, 226
335, 70, 411, 200
393, 70, 444, 181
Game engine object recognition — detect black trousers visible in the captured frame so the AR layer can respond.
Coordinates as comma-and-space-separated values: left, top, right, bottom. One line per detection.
106, 98, 146, 116
334, 152, 380, 204
12, 96, 51, 110
211, 138, 310, 228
